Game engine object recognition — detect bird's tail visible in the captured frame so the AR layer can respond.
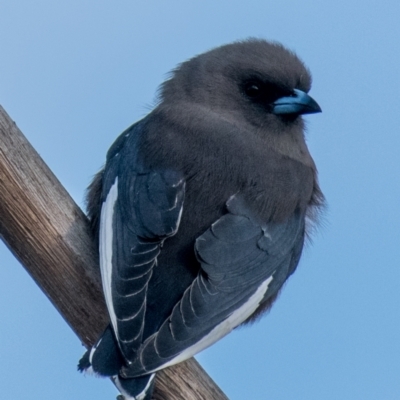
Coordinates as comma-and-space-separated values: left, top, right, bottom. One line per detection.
78, 325, 155, 400
114, 374, 156, 400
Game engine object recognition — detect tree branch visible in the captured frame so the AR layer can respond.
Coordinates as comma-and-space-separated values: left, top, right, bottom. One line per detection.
0, 105, 228, 400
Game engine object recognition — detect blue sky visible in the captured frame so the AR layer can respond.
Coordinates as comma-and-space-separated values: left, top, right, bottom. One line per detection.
1, 1, 399, 399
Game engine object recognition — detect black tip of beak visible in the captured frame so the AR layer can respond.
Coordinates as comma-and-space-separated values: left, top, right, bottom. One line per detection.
272, 89, 321, 116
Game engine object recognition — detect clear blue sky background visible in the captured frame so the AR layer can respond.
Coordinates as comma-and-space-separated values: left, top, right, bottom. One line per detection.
1, 1, 399, 399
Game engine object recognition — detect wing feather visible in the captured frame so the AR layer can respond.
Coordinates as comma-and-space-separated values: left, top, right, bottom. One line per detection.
99, 128, 185, 363
121, 195, 305, 377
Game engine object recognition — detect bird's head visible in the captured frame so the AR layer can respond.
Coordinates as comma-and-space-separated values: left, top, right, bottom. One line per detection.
157, 39, 321, 164
159, 39, 321, 132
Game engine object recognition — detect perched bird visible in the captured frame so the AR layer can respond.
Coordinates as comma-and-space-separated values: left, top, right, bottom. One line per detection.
78, 38, 324, 400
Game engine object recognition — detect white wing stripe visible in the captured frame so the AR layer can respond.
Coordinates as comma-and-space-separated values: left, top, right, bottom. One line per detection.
99, 178, 119, 339
150, 274, 274, 373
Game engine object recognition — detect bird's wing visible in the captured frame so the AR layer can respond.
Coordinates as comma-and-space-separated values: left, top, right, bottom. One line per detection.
99, 127, 185, 362
122, 194, 305, 377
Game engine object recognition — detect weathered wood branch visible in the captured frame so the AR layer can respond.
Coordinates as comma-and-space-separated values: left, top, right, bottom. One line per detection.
0, 105, 228, 400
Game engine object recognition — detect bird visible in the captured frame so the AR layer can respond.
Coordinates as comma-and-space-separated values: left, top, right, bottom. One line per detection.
78, 38, 324, 400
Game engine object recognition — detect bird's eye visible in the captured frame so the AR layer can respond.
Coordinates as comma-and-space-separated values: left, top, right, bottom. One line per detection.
244, 83, 262, 98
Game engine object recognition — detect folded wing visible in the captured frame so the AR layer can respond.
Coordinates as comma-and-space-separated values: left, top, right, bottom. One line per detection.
99, 128, 185, 363
122, 194, 305, 377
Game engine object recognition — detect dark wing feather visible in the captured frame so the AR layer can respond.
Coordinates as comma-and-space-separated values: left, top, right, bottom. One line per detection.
99, 125, 185, 362
122, 195, 305, 377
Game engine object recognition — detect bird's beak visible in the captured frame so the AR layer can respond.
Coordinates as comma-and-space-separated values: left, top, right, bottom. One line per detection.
272, 89, 321, 115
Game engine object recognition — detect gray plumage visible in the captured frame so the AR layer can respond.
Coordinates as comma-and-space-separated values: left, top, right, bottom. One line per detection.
79, 38, 324, 400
